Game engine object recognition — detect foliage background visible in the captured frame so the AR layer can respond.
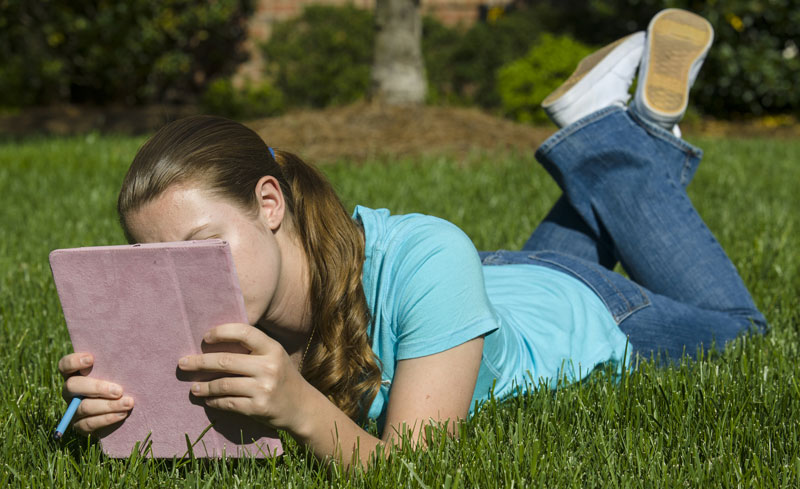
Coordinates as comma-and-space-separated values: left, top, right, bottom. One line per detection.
496, 34, 594, 123
0, 0, 253, 107
0, 1, 796, 118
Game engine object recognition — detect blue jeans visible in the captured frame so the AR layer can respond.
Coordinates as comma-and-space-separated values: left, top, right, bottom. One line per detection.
480, 106, 767, 360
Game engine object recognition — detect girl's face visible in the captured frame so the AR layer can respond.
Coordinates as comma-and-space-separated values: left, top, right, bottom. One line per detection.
124, 181, 284, 326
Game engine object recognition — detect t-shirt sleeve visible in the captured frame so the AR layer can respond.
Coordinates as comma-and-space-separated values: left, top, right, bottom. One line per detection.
387, 216, 499, 360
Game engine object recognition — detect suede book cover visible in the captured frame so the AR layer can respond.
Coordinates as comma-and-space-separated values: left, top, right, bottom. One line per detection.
49, 240, 283, 458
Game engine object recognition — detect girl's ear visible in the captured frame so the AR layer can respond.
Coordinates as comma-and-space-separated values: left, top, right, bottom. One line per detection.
254, 175, 286, 231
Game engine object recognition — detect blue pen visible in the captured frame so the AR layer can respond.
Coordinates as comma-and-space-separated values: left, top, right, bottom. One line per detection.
54, 396, 83, 440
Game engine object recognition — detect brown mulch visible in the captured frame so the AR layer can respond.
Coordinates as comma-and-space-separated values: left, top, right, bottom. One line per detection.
246, 102, 554, 163
2, 103, 798, 163
682, 115, 800, 140
0, 105, 199, 137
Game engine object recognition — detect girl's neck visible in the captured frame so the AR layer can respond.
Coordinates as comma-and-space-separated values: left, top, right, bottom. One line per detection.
257, 232, 313, 368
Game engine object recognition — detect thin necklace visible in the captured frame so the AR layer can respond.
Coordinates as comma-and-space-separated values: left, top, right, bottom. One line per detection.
298, 325, 316, 372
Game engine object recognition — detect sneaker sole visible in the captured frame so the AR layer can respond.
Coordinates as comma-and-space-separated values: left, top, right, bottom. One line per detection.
641, 9, 713, 118
541, 32, 643, 108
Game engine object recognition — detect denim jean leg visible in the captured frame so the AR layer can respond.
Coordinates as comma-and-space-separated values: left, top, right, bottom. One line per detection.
523, 110, 701, 268
534, 106, 765, 328
522, 195, 618, 269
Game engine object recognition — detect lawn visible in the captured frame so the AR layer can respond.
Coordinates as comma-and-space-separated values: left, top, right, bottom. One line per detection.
1, 133, 798, 487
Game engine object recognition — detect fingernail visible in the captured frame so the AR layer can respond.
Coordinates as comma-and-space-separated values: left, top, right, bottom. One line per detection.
110, 385, 122, 396
179, 357, 188, 367
80, 356, 92, 366
117, 412, 127, 418
191, 383, 200, 393
122, 397, 133, 408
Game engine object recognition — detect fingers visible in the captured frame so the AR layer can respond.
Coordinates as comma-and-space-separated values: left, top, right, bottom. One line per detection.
203, 396, 253, 414
189, 376, 256, 415
58, 353, 94, 378
191, 377, 255, 398
179, 352, 263, 377
72, 412, 131, 435
69, 396, 134, 436
63, 375, 124, 401
203, 323, 277, 354
75, 396, 134, 418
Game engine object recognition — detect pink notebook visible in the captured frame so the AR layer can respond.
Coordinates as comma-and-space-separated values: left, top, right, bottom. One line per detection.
49, 240, 283, 458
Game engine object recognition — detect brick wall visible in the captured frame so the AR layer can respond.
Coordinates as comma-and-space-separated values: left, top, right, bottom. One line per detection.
235, 0, 511, 82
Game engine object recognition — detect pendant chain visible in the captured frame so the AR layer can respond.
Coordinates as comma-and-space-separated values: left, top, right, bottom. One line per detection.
298, 325, 316, 373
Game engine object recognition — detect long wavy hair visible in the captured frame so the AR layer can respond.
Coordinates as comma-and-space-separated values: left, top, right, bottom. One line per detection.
117, 115, 381, 421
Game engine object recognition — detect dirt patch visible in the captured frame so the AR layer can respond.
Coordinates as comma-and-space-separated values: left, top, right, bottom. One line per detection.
683, 115, 800, 140
246, 102, 554, 163
0, 105, 198, 137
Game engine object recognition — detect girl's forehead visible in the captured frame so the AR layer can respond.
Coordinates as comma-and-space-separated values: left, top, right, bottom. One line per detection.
125, 186, 237, 242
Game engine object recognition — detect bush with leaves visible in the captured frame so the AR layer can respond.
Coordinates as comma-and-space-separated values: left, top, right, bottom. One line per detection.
0, 0, 252, 107
685, 0, 799, 116
262, 5, 374, 108
201, 77, 284, 120
421, 16, 465, 105
496, 33, 594, 123
443, 6, 556, 108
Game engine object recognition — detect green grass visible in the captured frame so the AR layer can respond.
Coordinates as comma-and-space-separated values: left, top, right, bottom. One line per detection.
1, 134, 799, 487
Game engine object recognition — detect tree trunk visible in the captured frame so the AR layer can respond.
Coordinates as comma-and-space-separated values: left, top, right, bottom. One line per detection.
370, 0, 427, 105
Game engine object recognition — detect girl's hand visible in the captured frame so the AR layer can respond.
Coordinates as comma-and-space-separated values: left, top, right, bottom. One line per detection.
57, 353, 134, 435
177, 323, 313, 436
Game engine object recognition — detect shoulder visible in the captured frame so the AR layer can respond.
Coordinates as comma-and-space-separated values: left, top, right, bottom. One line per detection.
354, 206, 496, 359
353, 205, 477, 267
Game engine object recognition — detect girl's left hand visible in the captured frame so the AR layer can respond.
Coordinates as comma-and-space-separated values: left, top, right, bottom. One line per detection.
178, 323, 311, 434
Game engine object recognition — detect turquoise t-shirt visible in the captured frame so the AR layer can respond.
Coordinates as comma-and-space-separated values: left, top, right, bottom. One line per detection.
353, 206, 629, 424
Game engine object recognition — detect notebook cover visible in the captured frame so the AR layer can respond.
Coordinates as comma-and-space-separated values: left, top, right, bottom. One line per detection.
49, 240, 283, 458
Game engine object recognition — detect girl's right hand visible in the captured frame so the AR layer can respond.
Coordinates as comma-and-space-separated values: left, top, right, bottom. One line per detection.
58, 353, 134, 435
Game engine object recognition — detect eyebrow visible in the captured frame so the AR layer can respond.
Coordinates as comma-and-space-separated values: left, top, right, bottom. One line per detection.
182, 224, 209, 241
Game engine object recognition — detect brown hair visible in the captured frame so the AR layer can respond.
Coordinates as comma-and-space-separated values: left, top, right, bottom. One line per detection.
118, 115, 381, 421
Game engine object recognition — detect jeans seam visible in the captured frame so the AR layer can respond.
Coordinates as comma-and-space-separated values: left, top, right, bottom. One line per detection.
528, 253, 651, 324
680, 152, 692, 187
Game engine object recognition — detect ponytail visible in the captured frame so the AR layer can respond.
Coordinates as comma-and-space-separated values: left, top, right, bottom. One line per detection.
274, 150, 382, 420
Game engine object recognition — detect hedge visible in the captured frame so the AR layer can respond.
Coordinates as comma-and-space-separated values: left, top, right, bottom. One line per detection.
0, 0, 252, 107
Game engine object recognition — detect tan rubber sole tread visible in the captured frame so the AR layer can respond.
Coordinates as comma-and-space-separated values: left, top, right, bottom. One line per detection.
644, 10, 713, 116
542, 33, 638, 107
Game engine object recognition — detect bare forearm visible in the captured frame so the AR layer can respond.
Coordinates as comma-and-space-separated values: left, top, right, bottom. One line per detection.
287, 338, 485, 468
289, 381, 383, 469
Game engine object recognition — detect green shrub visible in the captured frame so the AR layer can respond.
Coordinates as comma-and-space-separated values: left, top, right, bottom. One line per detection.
445, 6, 555, 108
497, 33, 594, 123
0, 0, 253, 107
421, 16, 465, 105
201, 77, 284, 120
686, 1, 800, 116
262, 5, 374, 108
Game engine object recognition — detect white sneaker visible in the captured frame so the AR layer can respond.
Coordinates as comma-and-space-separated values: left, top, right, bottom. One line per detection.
632, 9, 713, 132
542, 32, 645, 128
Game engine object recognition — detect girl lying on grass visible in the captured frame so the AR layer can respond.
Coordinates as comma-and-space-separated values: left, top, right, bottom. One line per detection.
58, 8, 766, 468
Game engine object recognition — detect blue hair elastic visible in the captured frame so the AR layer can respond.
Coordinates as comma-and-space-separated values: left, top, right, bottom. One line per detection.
267, 146, 275, 159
